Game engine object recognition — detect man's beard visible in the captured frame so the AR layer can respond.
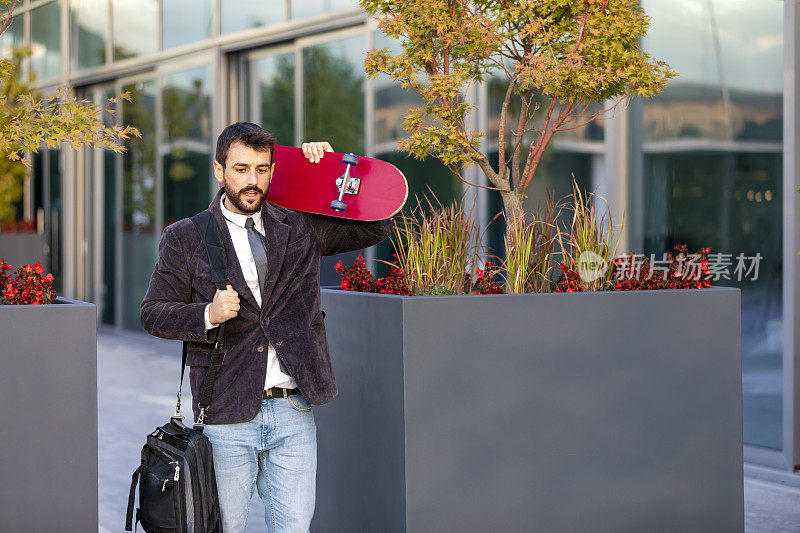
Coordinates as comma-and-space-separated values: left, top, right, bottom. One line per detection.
223, 181, 269, 214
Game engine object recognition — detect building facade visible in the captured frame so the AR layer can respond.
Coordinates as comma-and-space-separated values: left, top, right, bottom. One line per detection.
1, 0, 797, 471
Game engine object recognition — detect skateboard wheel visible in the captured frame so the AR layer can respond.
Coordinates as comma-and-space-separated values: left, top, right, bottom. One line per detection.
330, 199, 347, 211
342, 153, 358, 166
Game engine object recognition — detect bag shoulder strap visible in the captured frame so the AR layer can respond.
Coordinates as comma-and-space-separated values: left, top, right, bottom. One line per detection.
190, 209, 228, 291
124, 464, 142, 531
175, 210, 229, 427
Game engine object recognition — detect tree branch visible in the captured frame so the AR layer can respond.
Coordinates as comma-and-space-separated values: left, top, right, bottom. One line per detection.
511, 92, 531, 189
498, 73, 518, 180
458, 151, 507, 192
520, 96, 563, 191
0, 0, 20, 36
558, 95, 628, 131
560, 99, 592, 126
572, 2, 592, 55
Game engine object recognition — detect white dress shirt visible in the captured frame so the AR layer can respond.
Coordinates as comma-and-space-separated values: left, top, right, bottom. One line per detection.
203, 193, 297, 390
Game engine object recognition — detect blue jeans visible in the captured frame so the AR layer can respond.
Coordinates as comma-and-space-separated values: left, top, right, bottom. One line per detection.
202, 394, 317, 533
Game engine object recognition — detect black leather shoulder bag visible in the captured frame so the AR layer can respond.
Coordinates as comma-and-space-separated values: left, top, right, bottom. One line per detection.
125, 209, 228, 532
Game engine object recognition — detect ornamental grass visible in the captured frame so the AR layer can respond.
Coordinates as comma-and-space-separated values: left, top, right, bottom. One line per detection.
502, 193, 559, 294
554, 181, 622, 292
390, 197, 481, 296
335, 179, 712, 295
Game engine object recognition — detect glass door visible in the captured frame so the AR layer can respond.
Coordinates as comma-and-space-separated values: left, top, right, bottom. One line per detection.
240, 29, 369, 285
114, 57, 215, 331
73, 84, 119, 324
118, 75, 157, 330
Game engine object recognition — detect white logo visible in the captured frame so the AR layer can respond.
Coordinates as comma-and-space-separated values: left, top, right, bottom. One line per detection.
577, 251, 608, 282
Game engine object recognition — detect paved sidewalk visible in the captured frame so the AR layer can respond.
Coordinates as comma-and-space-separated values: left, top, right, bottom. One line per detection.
98, 327, 268, 533
98, 328, 800, 533
744, 477, 800, 533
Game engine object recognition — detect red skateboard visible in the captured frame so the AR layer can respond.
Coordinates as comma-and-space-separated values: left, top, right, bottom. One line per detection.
266, 145, 408, 221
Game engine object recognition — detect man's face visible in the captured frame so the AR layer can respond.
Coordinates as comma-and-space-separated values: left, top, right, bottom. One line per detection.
213, 141, 275, 215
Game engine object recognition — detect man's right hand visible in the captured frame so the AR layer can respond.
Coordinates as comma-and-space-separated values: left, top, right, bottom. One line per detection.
209, 284, 240, 325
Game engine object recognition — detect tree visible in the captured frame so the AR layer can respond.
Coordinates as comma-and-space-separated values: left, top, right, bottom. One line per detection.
0, 46, 27, 224
362, 0, 675, 236
0, 0, 138, 225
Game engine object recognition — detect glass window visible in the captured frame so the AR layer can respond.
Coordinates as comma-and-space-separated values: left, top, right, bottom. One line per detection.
70, 0, 108, 71
302, 35, 368, 281
302, 35, 365, 154
330, 0, 359, 10
0, 11, 24, 56
0, 11, 26, 78
483, 67, 604, 262
486, 69, 604, 155
48, 148, 63, 292
637, 0, 783, 450
30, 0, 62, 81
291, 0, 358, 20
373, 32, 423, 148
641, 0, 782, 143
121, 79, 156, 330
102, 151, 117, 326
371, 31, 464, 275
112, 0, 157, 60
246, 51, 295, 145
162, 0, 213, 49
484, 150, 599, 263
291, 0, 325, 20
370, 151, 458, 278
98, 87, 118, 325
161, 64, 213, 226
28, 150, 59, 288
222, 0, 285, 34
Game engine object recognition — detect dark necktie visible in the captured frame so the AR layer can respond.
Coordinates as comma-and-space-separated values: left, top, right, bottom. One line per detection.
244, 217, 268, 295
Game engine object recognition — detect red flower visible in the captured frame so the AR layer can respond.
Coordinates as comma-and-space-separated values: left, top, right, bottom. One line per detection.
0, 261, 58, 304
335, 256, 378, 293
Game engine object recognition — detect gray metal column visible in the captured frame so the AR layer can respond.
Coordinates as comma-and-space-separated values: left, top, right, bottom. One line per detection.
603, 102, 630, 255
782, 0, 800, 470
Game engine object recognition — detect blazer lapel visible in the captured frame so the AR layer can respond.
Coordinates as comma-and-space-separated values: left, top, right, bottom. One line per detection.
207, 189, 260, 312
259, 200, 289, 311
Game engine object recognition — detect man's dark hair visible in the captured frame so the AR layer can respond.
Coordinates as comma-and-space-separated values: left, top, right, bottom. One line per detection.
215, 122, 276, 167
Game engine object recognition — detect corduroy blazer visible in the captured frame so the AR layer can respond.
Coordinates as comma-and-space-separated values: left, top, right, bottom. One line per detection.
140, 187, 392, 424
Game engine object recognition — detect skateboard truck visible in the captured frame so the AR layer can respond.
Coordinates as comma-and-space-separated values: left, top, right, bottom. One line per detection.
331, 153, 359, 211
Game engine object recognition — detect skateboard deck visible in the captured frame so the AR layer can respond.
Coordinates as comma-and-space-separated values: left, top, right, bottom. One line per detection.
266, 145, 408, 221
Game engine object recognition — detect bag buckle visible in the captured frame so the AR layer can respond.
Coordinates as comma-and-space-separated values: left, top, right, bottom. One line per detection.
171, 391, 184, 421
193, 406, 207, 429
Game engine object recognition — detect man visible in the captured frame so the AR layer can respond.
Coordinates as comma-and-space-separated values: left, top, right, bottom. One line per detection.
140, 122, 392, 532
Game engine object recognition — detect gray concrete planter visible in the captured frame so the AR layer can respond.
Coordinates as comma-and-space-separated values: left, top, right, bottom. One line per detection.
0, 297, 97, 532
0, 232, 48, 270
314, 287, 743, 533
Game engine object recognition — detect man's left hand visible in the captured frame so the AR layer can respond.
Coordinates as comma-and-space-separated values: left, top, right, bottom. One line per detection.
301, 141, 333, 164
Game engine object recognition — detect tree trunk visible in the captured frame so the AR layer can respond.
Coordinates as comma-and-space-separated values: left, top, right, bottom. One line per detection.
499, 188, 526, 247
